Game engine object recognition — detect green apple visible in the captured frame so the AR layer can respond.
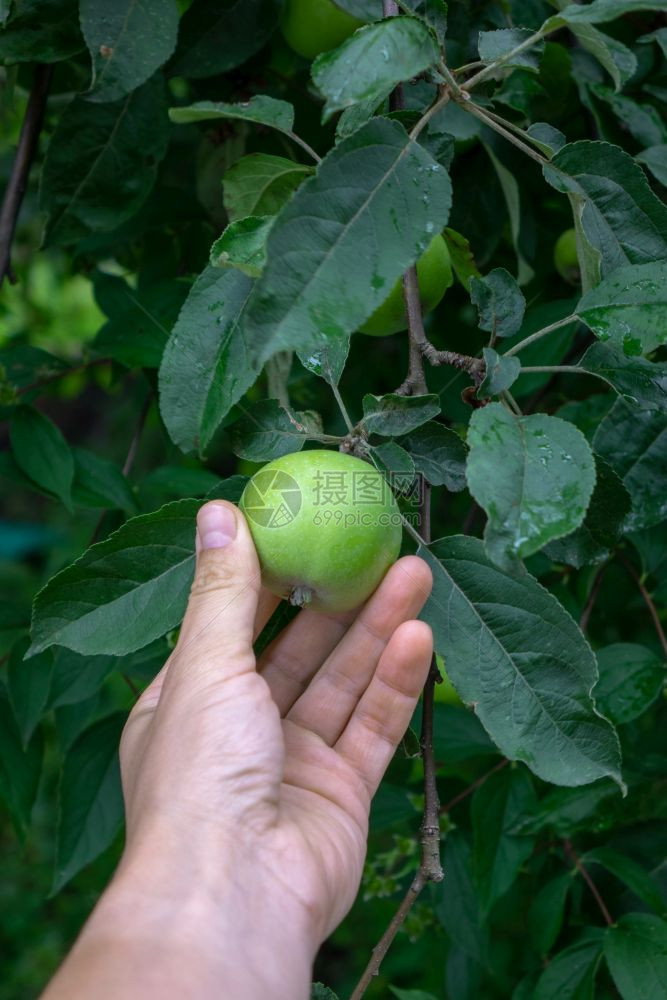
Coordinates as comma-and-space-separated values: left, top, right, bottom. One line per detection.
434, 654, 464, 706
280, 0, 363, 60
554, 228, 580, 284
360, 234, 453, 337
239, 449, 402, 612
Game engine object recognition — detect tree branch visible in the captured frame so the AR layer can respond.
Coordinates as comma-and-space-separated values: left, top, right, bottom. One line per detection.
348, 873, 425, 1000
620, 556, 667, 661
563, 839, 613, 927
0, 64, 53, 287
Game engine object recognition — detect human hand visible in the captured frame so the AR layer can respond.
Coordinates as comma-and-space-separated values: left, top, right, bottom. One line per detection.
44, 500, 433, 1000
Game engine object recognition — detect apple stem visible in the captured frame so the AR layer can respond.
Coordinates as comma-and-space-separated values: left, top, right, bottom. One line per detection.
288, 585, 313, 608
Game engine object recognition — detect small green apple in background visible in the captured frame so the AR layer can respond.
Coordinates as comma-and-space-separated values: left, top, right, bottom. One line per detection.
434, 654, 464, 706
554, 228, 580, 284
239, 449, 401, 612
360, 234, 453, 337
281, 0, 363, 60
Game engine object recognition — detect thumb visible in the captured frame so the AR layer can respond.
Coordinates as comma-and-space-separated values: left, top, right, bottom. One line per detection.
174, 500, 262, 676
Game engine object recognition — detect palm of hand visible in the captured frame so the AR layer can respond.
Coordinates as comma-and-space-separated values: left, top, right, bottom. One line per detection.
120, 555, 432, 947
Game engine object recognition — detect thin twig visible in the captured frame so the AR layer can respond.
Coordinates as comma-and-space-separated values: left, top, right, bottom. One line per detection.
464, 27, 549, 91
620, 556, 667, 661
461, 101, 550, 168
504, 314, 578, 358
439, 758, 509, 813
19, 357, 112, 396
286, 130, 321, 164
579, 563, 608, 632
563, 839, 613, 927
0, 64, 53, 286
348, 873, 425, 1000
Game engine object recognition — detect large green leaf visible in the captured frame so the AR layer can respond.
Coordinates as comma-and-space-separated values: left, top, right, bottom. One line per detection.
471, 766, 537, 914
71, 448, 138, 514
10, 405, 74, 511
579, 343, 667, 414
529, 874, 573, 955
52, 712, 126, 893
544, 142, 667, 276
40, 74, 169, 245
594, 644, 665, 726
593, 398, 667, 531
158, 267, 255, 456
312, 18, 439, 120
576, 261, 667, 357
28, 500, 200, 658
553, 1, 667, 25
592, 87, 667, 149
80, 0, 179, 102
604, 914, 667, 1000
418, 535, 623, 788
533, 929, 603, 1000
243, 117, 452, 368
223, 154, 313, 222
466, 404, 596, 571
169, 0, 281, 78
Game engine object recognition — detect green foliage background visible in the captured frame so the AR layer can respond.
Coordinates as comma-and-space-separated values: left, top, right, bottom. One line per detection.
1, 1, 667, 997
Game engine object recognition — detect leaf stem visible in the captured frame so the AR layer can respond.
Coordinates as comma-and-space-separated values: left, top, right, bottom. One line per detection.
18, 357, 112, 396
502, 388, 523, 416
504, 314, 578, 358
461, 101, 550, 168
519, 365, 585, 374
579, 562, 608, 632
620, 556, 667, 661
464, 27, 550, 91
286, 130, 321, 164
409, 88, 451, 142
563, 839, 613, 927
439, 758, 509, 813
331, 382, 355, 434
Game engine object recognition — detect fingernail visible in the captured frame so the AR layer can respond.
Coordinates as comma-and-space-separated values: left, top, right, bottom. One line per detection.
197, 503, 237, 550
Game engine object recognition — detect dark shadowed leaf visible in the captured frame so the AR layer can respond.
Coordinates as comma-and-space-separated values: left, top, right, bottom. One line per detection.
362, 393, 440, 436
230, 399, 324, 461
80, 0, 179, 102
52, 712, 126, 893
435, 832, 488, 961
478, 347, 521, 398
169, 0, 281, 78
71, 448, 138, 514
544, 456, 631, 569
7, 637, 52, 746
529, 874, 573, 955
584, 847, 666, 914
593, 398, 667, 531
471, 766, 537, 914
400, 421, 467, 491
93, 275, 189, 370
40, 74, 169, 245
478, 28, 544, 71
533, 928, 603, 1000
431, 703, 497, 762
419, 535, 623, 788
604, 913, 667, 1000
10, 405, 74, 511
0, 0, 84, 62
594, 644, 665, 726
0, 686, 43, 836
637, 145, 667, 187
